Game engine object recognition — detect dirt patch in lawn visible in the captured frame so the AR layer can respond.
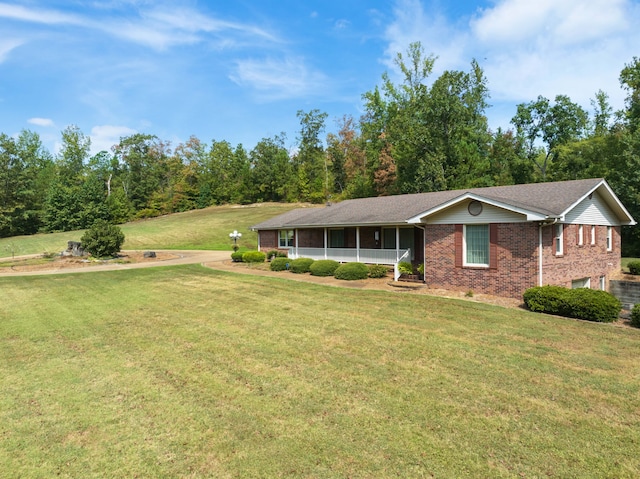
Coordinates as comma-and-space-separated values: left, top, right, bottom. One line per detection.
0, 251, 179, 273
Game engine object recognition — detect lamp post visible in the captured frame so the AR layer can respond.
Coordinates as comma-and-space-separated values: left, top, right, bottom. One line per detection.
229, 230, 242, 251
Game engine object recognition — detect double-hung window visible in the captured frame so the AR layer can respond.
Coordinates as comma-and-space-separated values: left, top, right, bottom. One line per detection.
279, 229, 294, 248
606, 226, 613, 251
464, 224, 489, 267
555, 224, 564, 256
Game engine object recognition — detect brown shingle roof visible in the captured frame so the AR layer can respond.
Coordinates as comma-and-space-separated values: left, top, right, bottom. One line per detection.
251, 178, 633, 229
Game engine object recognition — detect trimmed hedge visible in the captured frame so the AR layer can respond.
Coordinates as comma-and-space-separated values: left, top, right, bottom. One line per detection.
523, 285, 622, 323
627, 260, 640, 275
231, 251, 244, 262
631, 304, 640, 327
368, 264, 389, 278
242, 251, 266, 263
310, 259, 340, 277
267, 250, 288, 260
270, 257, 289, 271
334, 262, 369, 281
289, 257, 314, 274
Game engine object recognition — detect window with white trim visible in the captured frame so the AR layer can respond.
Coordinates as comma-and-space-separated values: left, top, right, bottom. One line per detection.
464, 224, 489, 267
278, 229, 294, 248
578, 224, 584, 245
599, 276, 606, 290
555, 224, 564, 256
572, 277, 591, 289
591, 225, 596, 245
606, 226, 613, 251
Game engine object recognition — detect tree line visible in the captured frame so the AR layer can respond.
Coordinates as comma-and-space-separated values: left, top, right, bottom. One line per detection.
1, 42, 639, 254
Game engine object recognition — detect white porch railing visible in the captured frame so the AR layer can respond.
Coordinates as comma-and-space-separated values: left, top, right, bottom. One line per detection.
393, 248, 411, 281
287, 247, 410, 266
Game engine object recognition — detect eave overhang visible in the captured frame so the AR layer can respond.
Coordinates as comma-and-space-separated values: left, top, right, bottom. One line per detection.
405, 192, 550, 224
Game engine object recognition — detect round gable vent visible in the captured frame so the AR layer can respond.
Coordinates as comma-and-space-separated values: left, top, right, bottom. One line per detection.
468, 200, 483, 216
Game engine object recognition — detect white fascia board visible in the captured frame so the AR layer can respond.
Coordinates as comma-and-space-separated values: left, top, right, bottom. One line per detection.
406, 192, 548, 223
561, 179, 637, 226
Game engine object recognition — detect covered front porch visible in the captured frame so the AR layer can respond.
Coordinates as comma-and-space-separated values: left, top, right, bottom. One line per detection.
278, 225, 424, 269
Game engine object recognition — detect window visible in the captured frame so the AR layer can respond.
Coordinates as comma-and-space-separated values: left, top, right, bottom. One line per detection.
464, 224, 489, 267
607, 226, 613, 251
599, 276, 606, 290
555, 224, 564, 256
329, 229, 345, 248
591, 225, 596, 245
578, 224, 584, 246
278, 229, 294, 248
572, 277, 591, 289
382, 228, 396, 249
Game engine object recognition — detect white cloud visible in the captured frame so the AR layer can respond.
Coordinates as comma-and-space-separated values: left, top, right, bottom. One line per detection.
230, 57, 329, 100
471, 0, 629, 46
0, 2, 83, 25
90, 125, 137, 154
383, 0, 640, 129
27, 117, 55, 127
0, 38, 24, 62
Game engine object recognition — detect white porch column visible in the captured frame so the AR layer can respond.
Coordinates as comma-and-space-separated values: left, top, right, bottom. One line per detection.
295, 228, 299, 258
396, 226, 400, 262
324, 228, 328, 259
356, 227, 361, 262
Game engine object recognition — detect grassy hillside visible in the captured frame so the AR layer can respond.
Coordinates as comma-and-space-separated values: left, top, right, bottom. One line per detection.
1, 265, 638, 478
0, 202, 307, 258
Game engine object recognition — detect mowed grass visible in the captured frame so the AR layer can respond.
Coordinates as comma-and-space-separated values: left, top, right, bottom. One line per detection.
0, 202, 304, 258
1, 265, 639, 478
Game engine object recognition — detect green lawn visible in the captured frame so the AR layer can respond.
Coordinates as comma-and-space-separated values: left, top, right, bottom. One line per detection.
1, 265, 639, 478
0, 202, 303, 258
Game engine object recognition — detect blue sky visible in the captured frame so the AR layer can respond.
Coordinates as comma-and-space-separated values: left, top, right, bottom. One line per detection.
1, 0, 639, 155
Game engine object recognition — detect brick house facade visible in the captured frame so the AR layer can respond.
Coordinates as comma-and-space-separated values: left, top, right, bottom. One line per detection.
251, 179, 635, 299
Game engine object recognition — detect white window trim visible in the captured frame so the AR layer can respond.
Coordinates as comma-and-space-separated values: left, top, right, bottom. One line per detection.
591, 225, 596, 245
599, 276, 606, 290
463, 224, 490, 268
578, 224, 584, 246
279, 229, 294, 248
572, 277, 591, 289
606, 226, 613, 251
555, 224, 564, 256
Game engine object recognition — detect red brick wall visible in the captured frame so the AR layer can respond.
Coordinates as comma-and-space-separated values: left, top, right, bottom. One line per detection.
541, 224, 620, 290
258, 230, 278, 250
297, 228, 323, 247
423, 223, 622, 299
424, 223, 539, 298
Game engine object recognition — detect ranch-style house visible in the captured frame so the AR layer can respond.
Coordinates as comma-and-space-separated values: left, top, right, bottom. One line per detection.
251, 178, 636, 299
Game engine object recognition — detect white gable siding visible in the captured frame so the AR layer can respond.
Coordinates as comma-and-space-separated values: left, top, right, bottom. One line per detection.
564, 192, 619, 225
425, 200, 527, 225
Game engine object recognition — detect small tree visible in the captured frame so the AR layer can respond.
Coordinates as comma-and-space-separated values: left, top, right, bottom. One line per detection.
80, 220, 125, 258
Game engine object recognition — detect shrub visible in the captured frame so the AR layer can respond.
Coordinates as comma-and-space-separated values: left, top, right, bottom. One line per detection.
231, 251, 244, 262
289, 257, 314, 274
266, 250, 279, 261
397, 261, 414, 275
368, 264, 389, 278
80, 220, 125, 258
270, 257, 289, 271
310, 259, 340, 277
630, 304, 640, 327
334, 262, 369, 281
242, 251, 266, 263
627, 260, 640, 275
523, 285, 622, 323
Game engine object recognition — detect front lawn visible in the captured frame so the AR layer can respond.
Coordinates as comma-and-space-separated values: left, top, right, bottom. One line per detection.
1, 266, 638, 478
